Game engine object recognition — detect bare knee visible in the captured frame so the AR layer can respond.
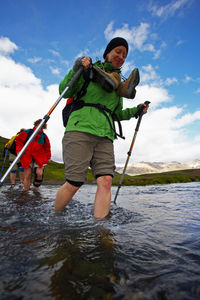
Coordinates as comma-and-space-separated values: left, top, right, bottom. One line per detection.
33, 167, 44, 187
96, 175, 112, 190
35, 167, 43, 179
25, 168, 31, 180
54, 181, 80, 210
65, 181, 80, 193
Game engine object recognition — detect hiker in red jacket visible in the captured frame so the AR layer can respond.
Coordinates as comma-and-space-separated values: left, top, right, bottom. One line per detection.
4, 128, 25, 189
15, 119, 51, 191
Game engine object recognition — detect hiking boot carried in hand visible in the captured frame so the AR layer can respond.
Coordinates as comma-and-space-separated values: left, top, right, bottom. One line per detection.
117, 68, 140, 99
93, 66, 121, 93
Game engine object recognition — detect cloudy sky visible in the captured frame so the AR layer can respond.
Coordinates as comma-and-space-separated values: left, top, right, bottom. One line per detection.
0, 0, 200, 166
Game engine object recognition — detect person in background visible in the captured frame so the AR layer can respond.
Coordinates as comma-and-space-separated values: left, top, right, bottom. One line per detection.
54, 37, 149, 218
4, 129, 25, 188
15, 119, 51, 191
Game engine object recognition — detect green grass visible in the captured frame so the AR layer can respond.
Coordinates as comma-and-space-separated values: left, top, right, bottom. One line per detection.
1, 135, 200, 186
0, 136, 10, 180
113, 169, 200, 186
43, 161, 65, 184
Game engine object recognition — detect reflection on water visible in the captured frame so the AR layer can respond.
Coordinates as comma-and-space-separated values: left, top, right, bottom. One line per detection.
0, 182, 200, 299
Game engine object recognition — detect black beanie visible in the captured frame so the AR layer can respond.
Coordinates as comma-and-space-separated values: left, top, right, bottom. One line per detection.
103, 37, 129, 59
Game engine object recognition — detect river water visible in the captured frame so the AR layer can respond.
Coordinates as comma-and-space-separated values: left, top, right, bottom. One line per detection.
0, 182, 200, 300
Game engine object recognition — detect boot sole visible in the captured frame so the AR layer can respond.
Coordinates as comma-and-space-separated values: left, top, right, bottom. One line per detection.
129, 68, 140, 88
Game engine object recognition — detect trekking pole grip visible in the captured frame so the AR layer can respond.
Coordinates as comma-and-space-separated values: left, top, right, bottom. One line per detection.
135, 101, 150, 131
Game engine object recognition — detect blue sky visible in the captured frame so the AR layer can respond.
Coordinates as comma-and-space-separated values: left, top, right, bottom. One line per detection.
0, 0, 200, 165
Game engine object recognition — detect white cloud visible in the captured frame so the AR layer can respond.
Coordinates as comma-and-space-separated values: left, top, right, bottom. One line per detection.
60, 59, 70, 67
148, 0, 191, 19
175, 110, 200, 128
104, 22, 163, 58
0, 37, 199, 166
114, 103, 200, 165
0, 36, 18, 55
137, 64, 178, 89
140, 64, 162, 86
105, 21, 149, 51
48, 49, 70, 70
183, 75, 192, 83
176, 39, 185, 46
28, 57, 42, 64
0, 37, 64, 163
165, 77, 178, 86
49, 49, 60, 57
50, 66, 61, 75
0, 55, 41, 87
135, 84, 171, 108
195, 88, 200, 94
153, 41, 167, 59
121, 61, 136, 76
194, 135, 200, 142
75, 48, 90, 59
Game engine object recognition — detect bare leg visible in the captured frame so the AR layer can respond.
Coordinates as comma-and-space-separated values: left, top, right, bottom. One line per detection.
10, 172, 16, 185
94, 175, 112, 219
54, 182, 80, 210
19, 171, 24, 184
24, 167, 32, 191
35, 167, 43, 180
33, 167, 44, 192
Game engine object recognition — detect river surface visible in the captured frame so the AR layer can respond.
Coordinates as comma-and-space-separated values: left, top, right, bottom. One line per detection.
0, 182, 200, 300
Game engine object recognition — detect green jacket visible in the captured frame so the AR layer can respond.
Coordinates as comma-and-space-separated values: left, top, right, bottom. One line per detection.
59, 61, 138, 141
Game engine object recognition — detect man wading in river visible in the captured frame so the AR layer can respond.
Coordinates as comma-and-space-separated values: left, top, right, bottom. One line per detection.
54, 37, 149, 218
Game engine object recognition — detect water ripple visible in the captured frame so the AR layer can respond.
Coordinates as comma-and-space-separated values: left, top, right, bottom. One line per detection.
0, 182, 200, 299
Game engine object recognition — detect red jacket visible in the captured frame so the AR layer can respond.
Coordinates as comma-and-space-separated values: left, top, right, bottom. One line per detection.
15, 127, 51, 169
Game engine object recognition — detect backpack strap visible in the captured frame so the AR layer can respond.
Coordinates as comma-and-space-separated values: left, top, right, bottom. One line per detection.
25, 129, 34, 142
112, 112, 125, 139
75, 65, 93, 100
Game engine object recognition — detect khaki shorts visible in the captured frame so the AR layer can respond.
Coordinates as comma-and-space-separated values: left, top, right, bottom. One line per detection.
9, 153, 23, 172
30, 161, 40, 169
62, 131, 115, 182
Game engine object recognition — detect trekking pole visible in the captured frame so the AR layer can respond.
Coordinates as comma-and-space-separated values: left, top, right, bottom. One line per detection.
0, 67, 83, 186
113, 101, 150, 205
0, 148, 9, 180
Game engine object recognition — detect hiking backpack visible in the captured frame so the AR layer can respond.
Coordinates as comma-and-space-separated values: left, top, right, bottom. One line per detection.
6, 129, 34, 156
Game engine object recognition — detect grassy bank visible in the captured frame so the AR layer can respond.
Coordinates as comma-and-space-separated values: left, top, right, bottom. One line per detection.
112, 168, 200, 186
1, 135, 200, 186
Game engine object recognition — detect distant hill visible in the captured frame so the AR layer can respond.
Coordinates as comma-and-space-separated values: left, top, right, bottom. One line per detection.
1, 135, 200, 186
116, 160, 200, 175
